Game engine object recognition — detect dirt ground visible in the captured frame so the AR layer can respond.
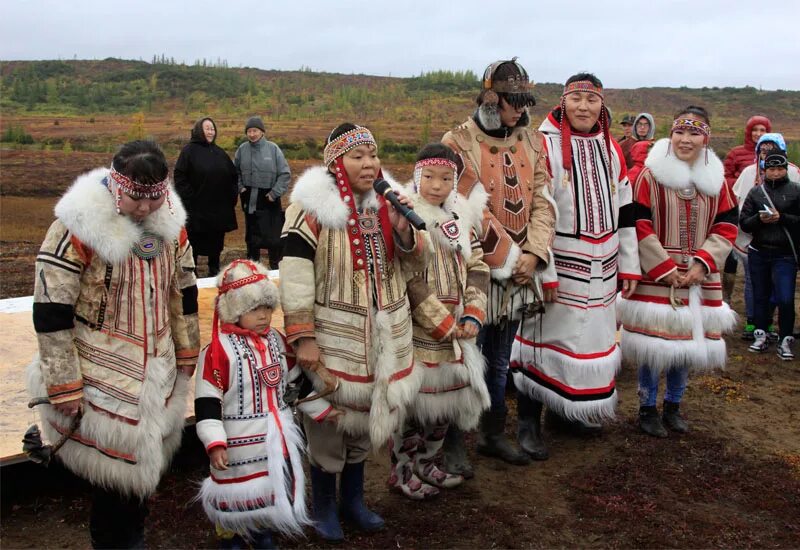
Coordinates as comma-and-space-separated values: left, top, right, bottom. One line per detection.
1, 275, 799, 548
1, 148, 799, 548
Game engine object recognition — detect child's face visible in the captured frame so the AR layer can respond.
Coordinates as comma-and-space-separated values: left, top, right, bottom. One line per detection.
237, 305, 273, 333
765, 166, 788, 180
418, 165, 454, 206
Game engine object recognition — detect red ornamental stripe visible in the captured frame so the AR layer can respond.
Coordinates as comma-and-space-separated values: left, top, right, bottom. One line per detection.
511, 361, 616, 395
211, 471, 269, 484
514, 336, 618, 360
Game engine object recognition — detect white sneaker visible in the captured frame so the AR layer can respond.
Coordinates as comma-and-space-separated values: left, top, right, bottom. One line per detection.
749, 329, 768, 353
777, 336, 795, 361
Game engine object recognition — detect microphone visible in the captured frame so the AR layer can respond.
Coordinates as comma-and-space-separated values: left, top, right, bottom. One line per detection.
373, 178, 426, 231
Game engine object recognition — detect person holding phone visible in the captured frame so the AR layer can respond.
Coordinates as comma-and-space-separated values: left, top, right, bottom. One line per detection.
740, 149, 800, 360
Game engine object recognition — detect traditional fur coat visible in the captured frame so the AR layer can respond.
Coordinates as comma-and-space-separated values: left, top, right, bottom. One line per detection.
618, 138, 738, 372
511, 112, 641, 422
27, 167, 200, 497
279, 167, 430, 447
195, 327, 328, 537
402, 185, 491, 430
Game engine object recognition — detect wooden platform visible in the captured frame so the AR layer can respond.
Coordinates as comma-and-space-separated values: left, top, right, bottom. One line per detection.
0, 275, 283, 466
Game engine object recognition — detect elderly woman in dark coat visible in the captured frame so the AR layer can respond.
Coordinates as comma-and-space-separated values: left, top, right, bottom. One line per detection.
174, 117, 239, 276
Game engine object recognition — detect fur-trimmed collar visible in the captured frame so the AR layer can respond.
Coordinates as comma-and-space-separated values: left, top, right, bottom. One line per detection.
402, 183, 488, 260
290, 165, 400, 229
475, 107, 531, 135
54, 167, 186, 264
644, 138, 724, 196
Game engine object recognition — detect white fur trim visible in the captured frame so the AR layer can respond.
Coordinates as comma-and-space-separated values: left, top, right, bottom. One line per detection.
618, 294, 738, 338
477, 103, 502, 131
27, 356, 188, 498
512, 369, 619, 424
405, 190, 474, 261
620, 329, 728, 374
644, 138, 725, 197
491, 242, 522, 281
289, 166, 403, 229
54, 167, 186, 265
216, 261, 280, 324
410, 340, 489, 431
198, 408, 309, 538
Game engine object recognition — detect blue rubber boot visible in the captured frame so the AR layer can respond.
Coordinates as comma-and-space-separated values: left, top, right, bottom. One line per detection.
251, 529, 277, 549
310, 465, 344, 543
339, 461, 385, 532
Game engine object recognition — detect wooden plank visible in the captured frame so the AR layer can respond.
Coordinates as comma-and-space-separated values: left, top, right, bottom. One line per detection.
0, 277, 283, 465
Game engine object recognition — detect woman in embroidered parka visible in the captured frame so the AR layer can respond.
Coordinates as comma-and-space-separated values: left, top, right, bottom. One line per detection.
388, 144, 491, 500
442, 58, 557, 469
27, 140, 200, 548
195, 260, 334, 547
279, 123, 429, 542
618, 106, 738, 438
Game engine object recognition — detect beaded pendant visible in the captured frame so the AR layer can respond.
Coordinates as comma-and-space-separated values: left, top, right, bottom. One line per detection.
131, 232, 163, 260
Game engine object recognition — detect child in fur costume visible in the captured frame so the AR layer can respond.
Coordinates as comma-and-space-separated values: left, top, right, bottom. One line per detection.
27, 140, 200, 548
618, 106, 738, 438
388, 144, 491, 500
280, 123, 430, 542
195, 260, 336, 548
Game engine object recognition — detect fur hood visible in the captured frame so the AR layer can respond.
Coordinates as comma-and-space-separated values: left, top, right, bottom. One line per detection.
289, 165, 401, 228
644, 138, 725, 197
54, 167, 186, 265
402, 182, 488, 260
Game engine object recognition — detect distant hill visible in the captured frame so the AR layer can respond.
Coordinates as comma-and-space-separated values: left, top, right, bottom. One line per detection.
1, 58, 799, 159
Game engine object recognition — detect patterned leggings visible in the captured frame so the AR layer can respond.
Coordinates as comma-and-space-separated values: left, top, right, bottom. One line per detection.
388, 420, 451, 498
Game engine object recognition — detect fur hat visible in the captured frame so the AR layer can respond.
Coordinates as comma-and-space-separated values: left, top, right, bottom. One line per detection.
244, 116, 266, 134
216, 260, 279, 324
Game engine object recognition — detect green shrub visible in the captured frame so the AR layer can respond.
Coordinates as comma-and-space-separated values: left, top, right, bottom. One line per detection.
1, 125, 34, 144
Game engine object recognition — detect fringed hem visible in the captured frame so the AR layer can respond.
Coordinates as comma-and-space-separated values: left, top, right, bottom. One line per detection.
27, 356, 188, 499
512, 371, 618, 422
620, 329, 728, 374
198, 409, 309, 538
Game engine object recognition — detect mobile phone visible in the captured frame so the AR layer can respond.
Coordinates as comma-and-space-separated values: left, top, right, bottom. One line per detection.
761, 205, 774, 215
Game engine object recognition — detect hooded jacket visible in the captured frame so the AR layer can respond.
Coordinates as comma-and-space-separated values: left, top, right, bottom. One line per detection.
174, 118, 239, 234
724, 115, 772, 187
740, 175, 800, 256
625, 113, 655, 169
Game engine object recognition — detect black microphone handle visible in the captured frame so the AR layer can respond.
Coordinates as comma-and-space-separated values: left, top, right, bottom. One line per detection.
380, 189, 427, 231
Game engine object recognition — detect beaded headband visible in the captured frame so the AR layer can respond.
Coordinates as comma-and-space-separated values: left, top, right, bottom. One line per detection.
109, 168, 168, 198
562, 80, 604, 98
671, 117, 711, 138
483, 57, 534, 93
323, 127, 377, 166
218, 260, 268, 294
413, 158, 458, 193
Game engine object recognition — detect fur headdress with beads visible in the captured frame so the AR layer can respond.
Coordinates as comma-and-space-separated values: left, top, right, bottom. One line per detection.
215, 259, 279, 325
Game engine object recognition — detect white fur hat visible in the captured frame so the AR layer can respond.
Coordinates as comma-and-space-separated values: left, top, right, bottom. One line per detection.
215, 260, 279, 324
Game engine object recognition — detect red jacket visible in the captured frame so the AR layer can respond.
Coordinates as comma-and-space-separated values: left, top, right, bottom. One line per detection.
723, 115, 771, 188
627, 140, 652, 184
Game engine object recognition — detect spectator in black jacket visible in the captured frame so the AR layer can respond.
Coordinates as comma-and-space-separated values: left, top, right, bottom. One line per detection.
174, 117, 239, 276
740, 150, 800, 360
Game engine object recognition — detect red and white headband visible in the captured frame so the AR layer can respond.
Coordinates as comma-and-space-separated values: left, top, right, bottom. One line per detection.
412, 158, 458, 192
562, 80, 604, 99
109, 167, 169, 198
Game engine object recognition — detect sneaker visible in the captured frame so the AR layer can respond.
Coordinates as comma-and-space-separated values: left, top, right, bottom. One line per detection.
741, 323, 755, 340
767, 325, 780, 342
749, 329, 768, 353
777, 336, 795, 361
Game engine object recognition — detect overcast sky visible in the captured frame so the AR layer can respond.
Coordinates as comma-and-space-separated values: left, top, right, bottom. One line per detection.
2, 0, 799, 90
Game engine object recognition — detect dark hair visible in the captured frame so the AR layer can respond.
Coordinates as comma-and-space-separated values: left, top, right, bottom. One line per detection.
674, 105, 710, 124
327, 122, 359, 144
415, 143, 464, 174
112, 140, 169, 184
565, 72, 603, 88
476, 61, 536, 109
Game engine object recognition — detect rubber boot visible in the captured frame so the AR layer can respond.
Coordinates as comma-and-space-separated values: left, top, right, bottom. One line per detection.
722, 272, 736, 303
662, 401, 689, 433
309, 465, 344, 543
442, 425, 474, 479
339, 462, 384, 532
251, 530, 276, 550
545, 410, 603, 436
517, 396, 549, 461
639, 406, 668, 438
477, 409, 531, 465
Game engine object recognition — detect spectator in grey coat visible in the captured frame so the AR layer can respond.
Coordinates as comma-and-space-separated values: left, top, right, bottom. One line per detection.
234, 116, 291, 268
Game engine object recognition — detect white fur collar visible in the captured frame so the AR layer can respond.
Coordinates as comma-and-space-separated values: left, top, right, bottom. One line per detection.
402, 183, 488, 260
290, 165, 401, 228
644, 138, 725, 196
54, 167, 186, 264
